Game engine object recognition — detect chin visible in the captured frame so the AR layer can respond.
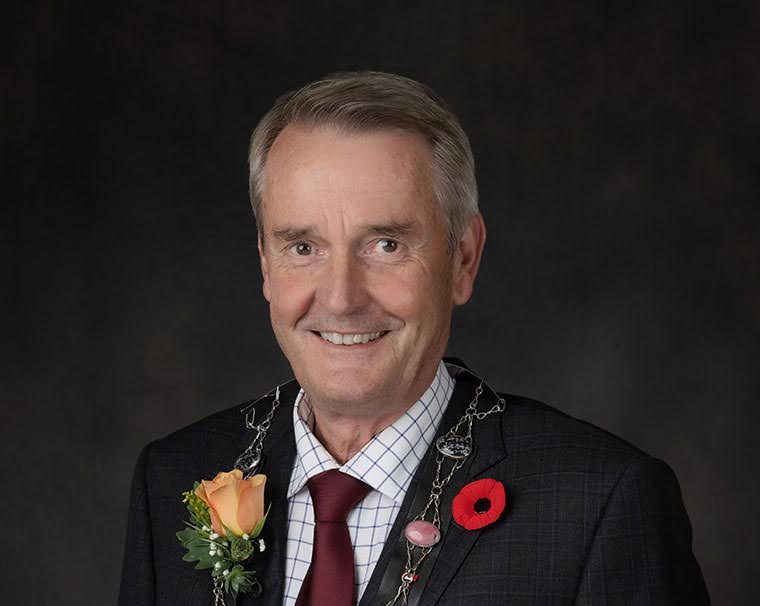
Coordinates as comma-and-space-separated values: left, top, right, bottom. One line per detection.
300, 365, 393, 409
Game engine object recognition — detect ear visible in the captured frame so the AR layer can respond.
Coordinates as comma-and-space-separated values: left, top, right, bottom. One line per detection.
452, 213, 486, 306
258, 234, 272, 302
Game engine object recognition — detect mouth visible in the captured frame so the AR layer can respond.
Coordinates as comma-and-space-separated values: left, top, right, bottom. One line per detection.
313, 330, 389, 346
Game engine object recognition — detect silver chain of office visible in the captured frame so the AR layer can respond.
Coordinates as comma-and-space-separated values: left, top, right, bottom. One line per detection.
234, 377, 505, 606
384, 382, 505, 606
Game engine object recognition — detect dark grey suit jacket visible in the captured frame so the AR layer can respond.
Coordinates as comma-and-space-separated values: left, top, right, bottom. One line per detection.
118, 361, 710, 605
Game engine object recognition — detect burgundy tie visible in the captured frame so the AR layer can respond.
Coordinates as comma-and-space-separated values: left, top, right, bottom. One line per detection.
295, 470, 372, 606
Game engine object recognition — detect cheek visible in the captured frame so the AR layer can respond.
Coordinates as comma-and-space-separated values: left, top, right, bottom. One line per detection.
375, 282, 417, 319
369, 265, 449, 327
267, 272, 314, 325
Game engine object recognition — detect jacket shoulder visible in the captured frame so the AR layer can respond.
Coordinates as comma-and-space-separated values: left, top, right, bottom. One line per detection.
153, 380, 299, 451
137, 390, 285, 492
499, 392, 652, 477
152, 400, 248, 451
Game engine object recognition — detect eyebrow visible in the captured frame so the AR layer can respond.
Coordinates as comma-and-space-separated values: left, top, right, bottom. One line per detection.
365, 221, 418, 239
271, 227, 315, 242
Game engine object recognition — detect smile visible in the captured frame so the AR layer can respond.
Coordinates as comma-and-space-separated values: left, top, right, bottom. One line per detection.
317, 331, 386, 346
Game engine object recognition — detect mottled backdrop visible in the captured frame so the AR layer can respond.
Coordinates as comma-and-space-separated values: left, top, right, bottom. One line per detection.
3, 1, 758, 604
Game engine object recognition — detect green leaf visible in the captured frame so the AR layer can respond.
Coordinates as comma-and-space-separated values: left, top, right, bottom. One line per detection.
191, 508, 212, 529
224, 565, 248, 598
222, 523, 236, 539
176, 526, 201, 545
248, 504, 271, 539
177, 528, 221, 571
193, 558, 215, 570
230, 567, 242, 594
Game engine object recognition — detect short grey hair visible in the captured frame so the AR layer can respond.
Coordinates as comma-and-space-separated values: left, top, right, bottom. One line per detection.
248, 71, 478, 251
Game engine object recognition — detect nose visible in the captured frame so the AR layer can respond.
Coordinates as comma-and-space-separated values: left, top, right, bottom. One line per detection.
318, 251, 370, 316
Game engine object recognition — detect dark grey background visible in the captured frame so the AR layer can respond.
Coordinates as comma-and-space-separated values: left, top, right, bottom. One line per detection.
3, 1, 758, 604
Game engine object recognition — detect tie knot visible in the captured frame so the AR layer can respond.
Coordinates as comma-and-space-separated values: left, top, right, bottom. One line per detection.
307, 470, 372, 523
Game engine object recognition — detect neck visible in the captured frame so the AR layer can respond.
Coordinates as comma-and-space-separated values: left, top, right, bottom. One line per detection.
309, 407, 404, 464
301, 363, 441, 464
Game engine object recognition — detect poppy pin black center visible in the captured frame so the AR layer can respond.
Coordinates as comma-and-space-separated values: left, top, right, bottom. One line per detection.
474, 497, 491, 513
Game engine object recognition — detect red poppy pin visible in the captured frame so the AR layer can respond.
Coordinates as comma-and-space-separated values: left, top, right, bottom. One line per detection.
452, 478, 507, 530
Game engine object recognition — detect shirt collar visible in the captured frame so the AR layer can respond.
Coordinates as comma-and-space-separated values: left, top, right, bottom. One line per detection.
288, 360, 454, 503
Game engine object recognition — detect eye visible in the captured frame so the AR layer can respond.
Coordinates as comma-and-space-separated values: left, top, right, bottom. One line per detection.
375, 238, 399, 254
290, 242, 312, 256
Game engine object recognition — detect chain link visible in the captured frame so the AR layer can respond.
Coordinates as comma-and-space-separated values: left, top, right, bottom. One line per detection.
236, 385, 281, 478
384, 379, 505, 606
212, 577, 227, 606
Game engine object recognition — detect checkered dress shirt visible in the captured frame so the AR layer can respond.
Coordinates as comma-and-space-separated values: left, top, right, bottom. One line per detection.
282, 361, 454, 605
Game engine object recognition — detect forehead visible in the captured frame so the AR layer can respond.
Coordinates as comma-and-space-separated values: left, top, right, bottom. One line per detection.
261, 124, 440, 228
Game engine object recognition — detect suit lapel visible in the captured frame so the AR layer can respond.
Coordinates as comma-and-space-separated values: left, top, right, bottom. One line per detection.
416, 368, 507, 606
359, 364, 508, 606
236, 380, 299, 606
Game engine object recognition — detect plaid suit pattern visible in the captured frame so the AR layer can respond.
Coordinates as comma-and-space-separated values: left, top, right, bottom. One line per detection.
119, 363, 709, 605
418, 397, 709, 605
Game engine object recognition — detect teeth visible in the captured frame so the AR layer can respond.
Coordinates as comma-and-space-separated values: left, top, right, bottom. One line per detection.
319, 331, 384, 345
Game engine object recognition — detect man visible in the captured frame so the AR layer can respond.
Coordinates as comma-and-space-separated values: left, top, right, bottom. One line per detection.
119, 72, 710, 605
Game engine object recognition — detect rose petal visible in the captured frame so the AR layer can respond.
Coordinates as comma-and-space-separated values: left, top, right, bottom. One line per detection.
212, 469, 243, 484
206, 480, 244, 536
194, 482, 210, 505
237, 475, 266, 535
208, 506, 225, 536
200, 479, 222, 500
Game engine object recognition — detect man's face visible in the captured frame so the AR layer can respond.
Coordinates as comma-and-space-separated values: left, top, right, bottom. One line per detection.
258, 124, 479, 415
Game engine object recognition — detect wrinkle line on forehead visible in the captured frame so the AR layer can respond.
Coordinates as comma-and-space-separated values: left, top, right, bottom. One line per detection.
270, 220, 420, 243
261, 125, 442, 244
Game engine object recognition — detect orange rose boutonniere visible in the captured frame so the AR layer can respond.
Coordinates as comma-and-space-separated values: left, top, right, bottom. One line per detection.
177, 469, 269, 600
